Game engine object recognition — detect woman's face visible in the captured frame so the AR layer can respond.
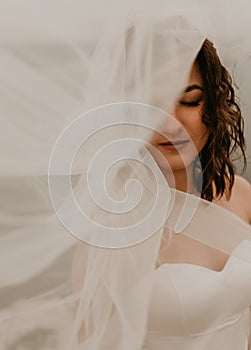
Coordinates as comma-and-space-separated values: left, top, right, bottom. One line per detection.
150, 61, 209, 172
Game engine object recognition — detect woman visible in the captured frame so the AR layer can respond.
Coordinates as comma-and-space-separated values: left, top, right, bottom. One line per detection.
72, 38, 251, 350
151, 39, 251, 269
143, 40, 251, 350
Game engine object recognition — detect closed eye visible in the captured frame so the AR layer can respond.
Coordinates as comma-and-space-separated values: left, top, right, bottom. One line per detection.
179, 100, 201, 107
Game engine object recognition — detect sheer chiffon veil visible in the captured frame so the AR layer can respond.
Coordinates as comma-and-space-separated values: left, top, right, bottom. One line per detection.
0, 1, 251, 349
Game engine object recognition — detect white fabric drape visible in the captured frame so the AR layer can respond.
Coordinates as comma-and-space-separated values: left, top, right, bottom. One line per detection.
0, 1, 251, 349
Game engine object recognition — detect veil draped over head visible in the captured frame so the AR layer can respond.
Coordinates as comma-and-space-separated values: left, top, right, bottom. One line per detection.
0, 1, 251, 349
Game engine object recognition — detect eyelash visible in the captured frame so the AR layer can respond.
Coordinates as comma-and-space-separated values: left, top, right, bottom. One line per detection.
179, 100, 201, 107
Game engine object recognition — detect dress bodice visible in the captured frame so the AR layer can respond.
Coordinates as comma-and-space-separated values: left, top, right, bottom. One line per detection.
143, 240, 251, 349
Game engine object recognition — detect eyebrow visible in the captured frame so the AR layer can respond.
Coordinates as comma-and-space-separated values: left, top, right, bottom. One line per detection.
183, 84, 204, 93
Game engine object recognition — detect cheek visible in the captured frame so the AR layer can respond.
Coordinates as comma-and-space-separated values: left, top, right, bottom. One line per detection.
181, 113, 209, 149
193, 121, 208, 137
193, 124, 209, 151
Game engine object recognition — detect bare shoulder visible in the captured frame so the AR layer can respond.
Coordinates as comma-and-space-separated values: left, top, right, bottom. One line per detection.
226, 175, 251, 224
213, 175, 251, 224
231, 175, 251, 200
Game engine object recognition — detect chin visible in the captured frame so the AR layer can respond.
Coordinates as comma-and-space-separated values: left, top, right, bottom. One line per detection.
156, 153, 195, 172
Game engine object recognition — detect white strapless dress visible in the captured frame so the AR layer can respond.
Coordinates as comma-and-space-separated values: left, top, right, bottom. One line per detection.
143, 240, 251, 350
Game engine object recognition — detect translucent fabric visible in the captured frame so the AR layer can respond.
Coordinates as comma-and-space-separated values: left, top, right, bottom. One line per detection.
0, 1, 251, 350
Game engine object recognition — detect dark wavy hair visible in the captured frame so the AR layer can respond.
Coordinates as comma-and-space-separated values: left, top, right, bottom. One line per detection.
194, 39, 246, 202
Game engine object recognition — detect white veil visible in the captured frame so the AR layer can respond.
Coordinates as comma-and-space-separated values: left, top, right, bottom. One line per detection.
0, 1, 251, 349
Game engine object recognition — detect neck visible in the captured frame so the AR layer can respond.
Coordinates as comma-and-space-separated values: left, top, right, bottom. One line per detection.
163, 163, 197, 195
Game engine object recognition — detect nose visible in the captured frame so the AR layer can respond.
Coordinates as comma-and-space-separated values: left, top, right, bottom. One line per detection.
159, 107, 183, 138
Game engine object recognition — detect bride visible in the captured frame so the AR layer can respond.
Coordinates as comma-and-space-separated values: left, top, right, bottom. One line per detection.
151, 38, 251, 268
72, 38, 251, 350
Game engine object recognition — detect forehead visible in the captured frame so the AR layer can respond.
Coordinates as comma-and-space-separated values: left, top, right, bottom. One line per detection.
187, 62, 203, 86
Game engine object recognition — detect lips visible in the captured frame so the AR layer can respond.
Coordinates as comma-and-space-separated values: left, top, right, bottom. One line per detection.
158, 139, 190, 152
159, 140, 189, 146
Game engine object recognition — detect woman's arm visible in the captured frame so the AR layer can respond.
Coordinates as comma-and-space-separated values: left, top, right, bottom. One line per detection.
235, 175, 251, 225
232, 177, 251, 348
